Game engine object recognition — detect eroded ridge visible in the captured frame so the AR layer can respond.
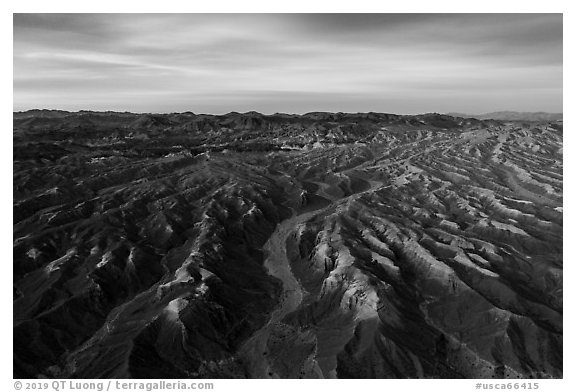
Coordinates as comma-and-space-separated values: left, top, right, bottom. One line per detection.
13, 111, 562, 378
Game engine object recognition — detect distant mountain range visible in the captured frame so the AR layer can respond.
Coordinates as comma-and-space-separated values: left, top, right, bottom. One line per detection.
13, 110, 501, 137
15, 109, 563, 123
447, 111, 562, 122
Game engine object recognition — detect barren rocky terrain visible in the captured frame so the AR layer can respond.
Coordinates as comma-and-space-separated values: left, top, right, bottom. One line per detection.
13, 110, 562, 378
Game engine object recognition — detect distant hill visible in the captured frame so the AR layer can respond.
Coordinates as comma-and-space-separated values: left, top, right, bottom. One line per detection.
447, 111, 562, 122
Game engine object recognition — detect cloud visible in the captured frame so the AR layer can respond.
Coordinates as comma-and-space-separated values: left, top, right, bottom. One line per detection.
13, 14, 563, 113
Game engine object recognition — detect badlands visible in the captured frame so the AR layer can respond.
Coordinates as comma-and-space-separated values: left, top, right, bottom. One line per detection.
13, 111, 562, 378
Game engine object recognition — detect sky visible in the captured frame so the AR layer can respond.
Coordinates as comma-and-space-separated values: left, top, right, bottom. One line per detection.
13, 13, 563, 114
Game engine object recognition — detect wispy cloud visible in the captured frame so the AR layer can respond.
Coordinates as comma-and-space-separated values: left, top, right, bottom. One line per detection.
13, 13, 562, 113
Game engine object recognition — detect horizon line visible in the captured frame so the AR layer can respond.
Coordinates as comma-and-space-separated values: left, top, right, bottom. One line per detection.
13, 108, 564, 116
